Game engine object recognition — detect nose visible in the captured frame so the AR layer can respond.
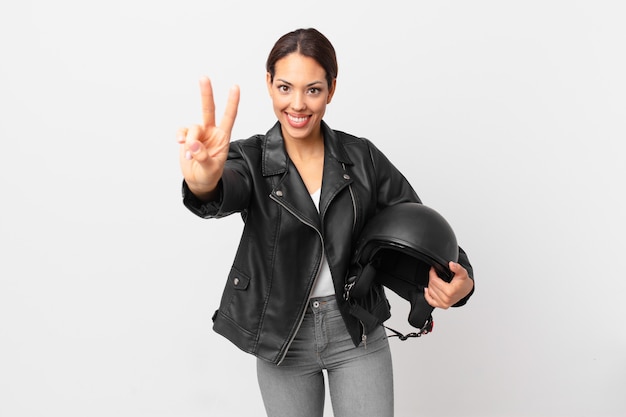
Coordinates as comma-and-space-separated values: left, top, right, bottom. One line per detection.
291, 92, 306, 112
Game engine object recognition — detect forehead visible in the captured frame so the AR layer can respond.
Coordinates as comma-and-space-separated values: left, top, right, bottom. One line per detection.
273, 53, 326, 82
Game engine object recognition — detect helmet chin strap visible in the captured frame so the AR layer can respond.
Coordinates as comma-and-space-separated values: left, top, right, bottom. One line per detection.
385, 314, 434, 340
345, 254, 438, 340
407, 288, 435, 328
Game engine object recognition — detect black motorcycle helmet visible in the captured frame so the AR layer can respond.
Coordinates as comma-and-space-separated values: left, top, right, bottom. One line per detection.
345, 202, 459, 333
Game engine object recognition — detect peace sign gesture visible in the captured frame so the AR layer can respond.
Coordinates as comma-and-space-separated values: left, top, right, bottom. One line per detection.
177, 77, 240, 201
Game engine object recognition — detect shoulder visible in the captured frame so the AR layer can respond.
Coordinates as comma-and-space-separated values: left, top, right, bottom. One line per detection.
230, 134, 263, 152
227, 134, 264, 160
332, 128, 371, 146
322, 122, 375, 154
328, 128, 387, 163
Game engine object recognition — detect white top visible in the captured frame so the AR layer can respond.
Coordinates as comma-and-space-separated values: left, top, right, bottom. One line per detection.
308, 189, 335, 298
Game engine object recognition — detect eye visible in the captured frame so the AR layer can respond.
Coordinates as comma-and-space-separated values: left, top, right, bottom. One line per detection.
307, 87, 321, 95
277, 84, 290, 93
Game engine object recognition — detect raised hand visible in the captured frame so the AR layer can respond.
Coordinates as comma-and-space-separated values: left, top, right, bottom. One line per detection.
177, 76, 240, 200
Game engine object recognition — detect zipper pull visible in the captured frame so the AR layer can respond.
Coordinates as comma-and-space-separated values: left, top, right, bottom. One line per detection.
359, 320, 368, 349
360, 321, 368, 349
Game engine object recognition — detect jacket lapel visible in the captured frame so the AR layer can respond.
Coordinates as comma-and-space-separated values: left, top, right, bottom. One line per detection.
263, 122, 321, 230
319, 123, 354, 220
262, 121, 354, 230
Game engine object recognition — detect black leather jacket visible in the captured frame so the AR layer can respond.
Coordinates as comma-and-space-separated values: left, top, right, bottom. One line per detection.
182, 121, 473, 364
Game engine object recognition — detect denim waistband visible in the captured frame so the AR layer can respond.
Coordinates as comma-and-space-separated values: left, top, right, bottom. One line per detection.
308, 294, 337, 312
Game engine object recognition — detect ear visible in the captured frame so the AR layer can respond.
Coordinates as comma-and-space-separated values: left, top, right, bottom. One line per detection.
266, 72, 273, 97
327, 78, 337, 104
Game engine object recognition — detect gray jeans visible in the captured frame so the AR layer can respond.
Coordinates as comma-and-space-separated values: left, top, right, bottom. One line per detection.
257, 295, 394, 417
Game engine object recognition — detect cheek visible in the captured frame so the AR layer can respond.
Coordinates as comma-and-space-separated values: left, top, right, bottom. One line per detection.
311, 99, 328, 114
271, 95, 288, 110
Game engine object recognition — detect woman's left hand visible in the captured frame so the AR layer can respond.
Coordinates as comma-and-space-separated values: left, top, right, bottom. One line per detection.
424, 262, 474, 309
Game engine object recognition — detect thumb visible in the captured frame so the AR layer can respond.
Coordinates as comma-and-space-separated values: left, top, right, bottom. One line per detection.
448, 261, 469, 280
183, 125, 209, 163
185, 140, 209, 162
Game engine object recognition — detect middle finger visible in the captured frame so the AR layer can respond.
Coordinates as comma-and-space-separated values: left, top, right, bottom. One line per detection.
199, 76, 216, 129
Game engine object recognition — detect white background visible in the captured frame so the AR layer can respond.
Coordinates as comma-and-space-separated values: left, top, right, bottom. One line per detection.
1, 1, 625, 416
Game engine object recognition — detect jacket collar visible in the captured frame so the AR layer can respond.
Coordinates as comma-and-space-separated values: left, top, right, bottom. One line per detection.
262, 121, 353, 176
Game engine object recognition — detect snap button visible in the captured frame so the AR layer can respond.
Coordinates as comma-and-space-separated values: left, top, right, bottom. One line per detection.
275, 190, 283, 197
343, 174, 350, 180
233, 277, 240, 286
313, 301, 320, 308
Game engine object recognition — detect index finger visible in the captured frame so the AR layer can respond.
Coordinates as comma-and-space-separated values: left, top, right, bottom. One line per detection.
199, 76, 216, 129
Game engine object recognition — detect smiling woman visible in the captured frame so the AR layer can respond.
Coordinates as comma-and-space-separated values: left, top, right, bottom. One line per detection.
3, 2, 626, 417
267, 54, 333, 140
176, 28, 474, 417
265, 30, 337, 145
266, 53, 333, 194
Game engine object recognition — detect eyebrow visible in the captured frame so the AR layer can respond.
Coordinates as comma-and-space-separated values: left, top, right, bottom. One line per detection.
276, 78, 324, 87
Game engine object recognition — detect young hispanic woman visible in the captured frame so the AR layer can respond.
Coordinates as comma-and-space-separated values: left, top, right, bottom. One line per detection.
177, 28, 475, 417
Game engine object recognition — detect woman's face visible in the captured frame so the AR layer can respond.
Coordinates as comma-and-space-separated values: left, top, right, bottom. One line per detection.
266, 53, 336, 143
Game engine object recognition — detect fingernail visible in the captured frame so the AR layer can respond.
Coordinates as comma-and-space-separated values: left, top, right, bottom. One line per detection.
177, 135, 185, 143
185, 150, 192, 160
190, 142, 200, 153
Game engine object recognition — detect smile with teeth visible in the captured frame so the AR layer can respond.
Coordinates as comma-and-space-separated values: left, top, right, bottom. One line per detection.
287, 114, 309, 124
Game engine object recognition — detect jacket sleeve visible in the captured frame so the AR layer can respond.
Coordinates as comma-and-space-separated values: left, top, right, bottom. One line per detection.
366, 139, 475, 306
365, 139, 422, 208
453, 246, 474, 306
182, 142, 253, 219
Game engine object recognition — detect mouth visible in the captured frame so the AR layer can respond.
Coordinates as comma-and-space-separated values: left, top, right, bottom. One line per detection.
286, 113, 311, 127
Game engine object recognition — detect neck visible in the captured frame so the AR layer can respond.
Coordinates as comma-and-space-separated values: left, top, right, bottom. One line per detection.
283, 132, 324, 162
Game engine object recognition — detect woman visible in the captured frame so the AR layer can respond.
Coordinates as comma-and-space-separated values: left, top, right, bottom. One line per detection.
177, 28, 474, 417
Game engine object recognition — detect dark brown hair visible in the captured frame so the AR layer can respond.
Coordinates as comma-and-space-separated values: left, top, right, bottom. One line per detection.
266, 28, 338, 88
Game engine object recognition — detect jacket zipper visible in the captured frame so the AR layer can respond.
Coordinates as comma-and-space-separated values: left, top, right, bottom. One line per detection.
270, 193, 325, 365
272, 165, 356, 364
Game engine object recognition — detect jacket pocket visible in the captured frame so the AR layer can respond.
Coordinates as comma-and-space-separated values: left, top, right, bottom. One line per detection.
216, 266, 260, 333
220, 267, 250, 308
228, 267, 250, 291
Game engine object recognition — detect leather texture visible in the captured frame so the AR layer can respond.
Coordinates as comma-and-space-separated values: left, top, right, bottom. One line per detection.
182, 121, 473, 364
